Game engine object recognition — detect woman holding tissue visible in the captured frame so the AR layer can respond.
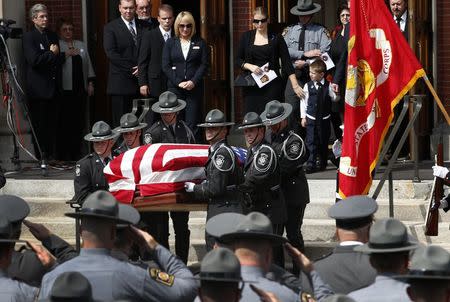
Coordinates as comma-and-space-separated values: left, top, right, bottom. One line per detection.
236, 6, 303, 114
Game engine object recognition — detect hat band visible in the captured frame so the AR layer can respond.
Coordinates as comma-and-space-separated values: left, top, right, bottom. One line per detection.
368, 241, 409, 249
200, 272, 241, 280
80, 207, 117, 217
408, 269, 450, 277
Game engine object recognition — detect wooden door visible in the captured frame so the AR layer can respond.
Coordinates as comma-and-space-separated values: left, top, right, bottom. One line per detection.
200, 0, 231, 115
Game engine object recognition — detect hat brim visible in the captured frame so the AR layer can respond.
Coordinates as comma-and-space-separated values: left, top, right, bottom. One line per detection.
113, 123, 147, 133
198, 122, 235, 128
290, 3, 321, 15
84, 131, 120, 142
261, 104, 293, 126
354, 242, 418, 254
237, 123, 265, 130
151, 99, 186, 113
65, 210, 128, 225
220, 231, 287, 245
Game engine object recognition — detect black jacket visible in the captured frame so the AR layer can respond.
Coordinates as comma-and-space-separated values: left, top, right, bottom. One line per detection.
72, 153, 111, 203
236, 29, 294, 77
269, 128, 309, 207
23, 27, 64, 100
240, 141, 287, 224
143, 120, 195, 145
103, 17, 150, 95
162, 35, 208, 88
138, 28, 174, 97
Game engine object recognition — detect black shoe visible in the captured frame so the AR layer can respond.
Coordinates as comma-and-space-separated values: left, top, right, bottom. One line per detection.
305, 165, 317, 174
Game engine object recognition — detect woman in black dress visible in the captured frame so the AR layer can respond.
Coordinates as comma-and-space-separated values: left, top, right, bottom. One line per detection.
236, 7, 304, 114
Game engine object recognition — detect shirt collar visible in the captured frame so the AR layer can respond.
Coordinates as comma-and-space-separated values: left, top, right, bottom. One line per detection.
121, 16, 135, 27
339, 241, 364, 246
159, 26, 171, 36
80, 248, 111, 256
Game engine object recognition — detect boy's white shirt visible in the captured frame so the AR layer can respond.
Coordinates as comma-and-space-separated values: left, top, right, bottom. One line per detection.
300, 78, 338, 119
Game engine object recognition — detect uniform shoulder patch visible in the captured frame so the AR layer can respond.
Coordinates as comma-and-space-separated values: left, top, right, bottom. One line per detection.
213, 146, 234, 172
149, 268, 174, 287
144, 133, 152, 144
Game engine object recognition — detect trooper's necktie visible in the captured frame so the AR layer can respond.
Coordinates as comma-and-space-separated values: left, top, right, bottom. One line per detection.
129, 22, 137, 45
298, 24, 306, 51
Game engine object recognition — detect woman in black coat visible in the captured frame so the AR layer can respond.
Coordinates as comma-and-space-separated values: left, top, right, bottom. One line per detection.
236, 6, 304, 114
162, 11, 208, 138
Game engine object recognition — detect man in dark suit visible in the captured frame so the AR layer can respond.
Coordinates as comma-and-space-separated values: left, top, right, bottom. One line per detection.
136, 0, 158, 28
138, 4, 174, 126
23, 3, 64, 160
390, 0, 409, 41
103, 0, 150, 126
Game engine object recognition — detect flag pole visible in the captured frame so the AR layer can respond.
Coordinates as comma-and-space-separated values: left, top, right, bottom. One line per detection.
422, 75, 450, 125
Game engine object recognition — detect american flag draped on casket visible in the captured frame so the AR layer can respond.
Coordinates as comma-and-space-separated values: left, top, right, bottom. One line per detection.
104, 144, 209, 203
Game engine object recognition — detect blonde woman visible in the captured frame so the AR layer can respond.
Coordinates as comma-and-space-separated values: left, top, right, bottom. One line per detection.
162, 11, 208, 138
236, 7, 304, 114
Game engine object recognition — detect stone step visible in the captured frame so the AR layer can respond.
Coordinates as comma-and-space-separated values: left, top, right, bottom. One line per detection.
2, 178, 433, 203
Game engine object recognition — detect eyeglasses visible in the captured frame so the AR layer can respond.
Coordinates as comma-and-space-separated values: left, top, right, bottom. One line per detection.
137, 6, 151, 11
179, 23, 192, 29
340, 13, 350, 17
252, 18, 268, 24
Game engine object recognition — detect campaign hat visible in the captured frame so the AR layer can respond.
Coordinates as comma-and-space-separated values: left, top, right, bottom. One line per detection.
0, 195, 30, 223
114, 113, 147, 133
290, 0, 321, 16
40, 271, 97, 302
237, 112, 264, 130
151, 91, 186, 113
84, 121, 120, 142
206, 213, 245, 243
219, 212, 287, 245
396, 245, 450, 280
0, 215, 26, 243
261, 101, 292, 126
196, 248, 243, 282
198, 109, 234, 128
354, 218, 417, 253
65, 190, 128, 224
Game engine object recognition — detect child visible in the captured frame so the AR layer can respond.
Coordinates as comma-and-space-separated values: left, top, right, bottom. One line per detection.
300, 59, 338, 173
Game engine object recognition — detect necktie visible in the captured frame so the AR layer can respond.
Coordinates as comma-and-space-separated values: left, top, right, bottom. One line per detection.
164, 32, 169, 42
129, 22, 137, 45
104, 157, 111, 166
316, 82, 324, 117
298, 24, 306, 51
396, 17, 402, 30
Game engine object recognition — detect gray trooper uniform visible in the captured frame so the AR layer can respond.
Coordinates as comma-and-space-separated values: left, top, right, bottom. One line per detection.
39, 245, 197, 302
283, 22, 331, 134
0, 269, 38, 301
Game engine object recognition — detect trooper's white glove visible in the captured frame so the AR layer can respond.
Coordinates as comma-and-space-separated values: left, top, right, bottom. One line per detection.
332, 139, 342, 158
184, 182, 195, 192
432, 165, 449, 179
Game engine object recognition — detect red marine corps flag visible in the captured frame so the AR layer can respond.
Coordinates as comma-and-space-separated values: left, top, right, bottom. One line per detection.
338, 0, 425, 197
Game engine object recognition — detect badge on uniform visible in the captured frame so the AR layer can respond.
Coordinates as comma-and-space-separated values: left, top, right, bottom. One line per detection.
149, 268, 174, 286
257, 153, 268, 167
75, 164, 81, 177
289, 142, 300, 155
215, 154, 225, 169
144, 133, 152, 144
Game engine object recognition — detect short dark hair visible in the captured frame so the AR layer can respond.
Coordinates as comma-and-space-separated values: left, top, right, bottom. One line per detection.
370, 251, 409, 272
310, 59, 327, 73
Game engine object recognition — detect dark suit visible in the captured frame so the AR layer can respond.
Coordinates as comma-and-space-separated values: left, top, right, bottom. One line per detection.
103, 17, 150, 125
301, 244, 377, 294
162, 35, 208, 136
138, 28, 173, 125
23, 26, 64, 159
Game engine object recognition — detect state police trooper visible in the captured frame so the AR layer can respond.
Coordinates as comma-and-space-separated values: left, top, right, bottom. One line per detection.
184, 109, 244, 251
0, 214, 39, 301
142, 91, 194, 264
39, 190, 197, 301
238, 112, 286, 267
113, 113, 147, 155
261, 100, 309, 273
73, 121, 120, 203
283, 0, 331, 134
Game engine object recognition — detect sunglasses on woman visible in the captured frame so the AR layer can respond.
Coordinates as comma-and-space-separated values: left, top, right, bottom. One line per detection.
179, 23, 192, 29
252, 18, 268, 24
